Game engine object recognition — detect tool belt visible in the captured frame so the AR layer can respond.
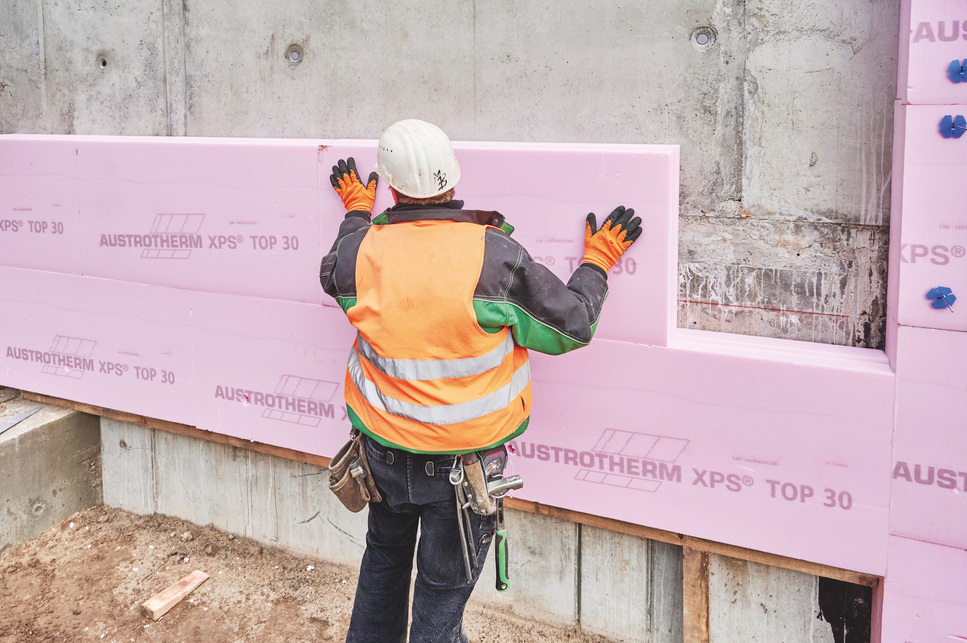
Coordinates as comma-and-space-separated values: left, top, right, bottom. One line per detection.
450, 444, 522, 590
328, 429, 382, 512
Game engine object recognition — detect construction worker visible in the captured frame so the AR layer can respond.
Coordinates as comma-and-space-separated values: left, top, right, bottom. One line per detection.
320, 119, 641, 643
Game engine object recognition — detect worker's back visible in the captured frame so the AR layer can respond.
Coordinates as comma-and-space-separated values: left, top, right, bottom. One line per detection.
345, 216, 532, 454
351, 219, 492, 359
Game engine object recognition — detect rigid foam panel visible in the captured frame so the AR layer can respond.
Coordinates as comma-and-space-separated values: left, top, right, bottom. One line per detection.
890, 326, 967, 549
898, 0, 967, 105
0, 137, 83, 274
191, 292, 355, 457
0, 135, 679, 347
76, 137, 337, 305
453, 141, 679, 347
0, 262, 897, 572
0, 136, 359, 305
891, 104, 967, 332
509, 331, 896, 575
0, 267, 197, 427
886, 101, 907, 366
881, 535, 967, 643
1, 135, 899, 573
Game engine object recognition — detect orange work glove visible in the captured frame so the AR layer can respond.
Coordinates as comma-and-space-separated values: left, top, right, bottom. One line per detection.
582, 206, 642, 273
330, 157, 378, 213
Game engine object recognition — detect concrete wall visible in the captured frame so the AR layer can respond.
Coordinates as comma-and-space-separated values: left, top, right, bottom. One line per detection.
0, 394, 100, 557
709, 556, 835, 643
0, 0, 899, 349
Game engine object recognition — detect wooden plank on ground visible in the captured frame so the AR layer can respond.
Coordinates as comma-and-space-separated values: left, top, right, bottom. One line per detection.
682, 547, 710, 643
141, 570, 210, 620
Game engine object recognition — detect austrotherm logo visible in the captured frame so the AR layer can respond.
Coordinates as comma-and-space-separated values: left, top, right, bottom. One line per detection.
99, 213, 205, 259
214, 375, 340, 427
262, 375, 339, 427
579, 429, 688, 492
5, 335, 97, 379
513, 429, 688, 493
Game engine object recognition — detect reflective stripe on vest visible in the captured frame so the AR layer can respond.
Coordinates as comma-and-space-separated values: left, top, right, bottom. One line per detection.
355, 331, 515, 381
348, 343, 530, 425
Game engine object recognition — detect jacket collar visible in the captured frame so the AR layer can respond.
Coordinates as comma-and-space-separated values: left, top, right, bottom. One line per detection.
376, 201, 508, 229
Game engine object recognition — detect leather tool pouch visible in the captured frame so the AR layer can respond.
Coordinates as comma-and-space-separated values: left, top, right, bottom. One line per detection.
328, 430, 382, 512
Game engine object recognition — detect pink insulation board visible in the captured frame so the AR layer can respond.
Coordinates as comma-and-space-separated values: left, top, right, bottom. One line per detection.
881, 535, 967, 643
0, 267, 197, 427
0, 138, 83, 274
898, 0, 967, 105
0, 135, 679, 347
0, 134, 902, 574
191, 291, 356, 456
0, 136, 368, 306
890, 104, 967, 332
889, 326, 967, 550
0, 263, 898, 573
452, 141, 679, 347
886, 102, 906, 367
0, 264, 356, 456
511, 330, 895, 575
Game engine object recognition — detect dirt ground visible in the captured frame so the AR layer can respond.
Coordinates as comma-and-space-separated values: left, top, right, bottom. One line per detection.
0, 506, 616, 643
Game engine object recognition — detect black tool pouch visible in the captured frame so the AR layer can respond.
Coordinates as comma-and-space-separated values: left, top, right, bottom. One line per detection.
328, 430, 383, 512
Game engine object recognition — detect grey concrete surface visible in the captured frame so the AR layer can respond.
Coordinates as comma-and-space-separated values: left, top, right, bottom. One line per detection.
681, 1, 897, 349
708, 555, 835, 643
475, 508, 581, 624
179, 0, 477, 139
578, 526, 684, 643
0, 0, 899, 348
101, 417, 370, 565
0, 395, 101, 558
1, 410, 859, 639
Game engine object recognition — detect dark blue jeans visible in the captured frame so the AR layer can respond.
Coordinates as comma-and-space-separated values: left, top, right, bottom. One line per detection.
346, 438, 496, 643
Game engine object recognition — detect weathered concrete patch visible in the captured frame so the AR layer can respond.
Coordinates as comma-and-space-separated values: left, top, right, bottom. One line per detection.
709, 555, 835, 643
679, 217, 890, 348
0, 394, 100, 557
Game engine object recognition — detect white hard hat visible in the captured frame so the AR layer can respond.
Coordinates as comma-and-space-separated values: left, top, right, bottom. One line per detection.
374, 119, 461, 198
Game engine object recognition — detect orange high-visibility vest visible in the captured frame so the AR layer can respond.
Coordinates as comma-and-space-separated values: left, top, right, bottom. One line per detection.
344, 219, 532, 454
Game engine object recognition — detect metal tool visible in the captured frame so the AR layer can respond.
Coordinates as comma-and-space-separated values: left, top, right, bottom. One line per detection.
450, 456, 478, 583
482, 447, 523, 498
450, 446, 524, 588
494, 497, 510, 591
0, 407, 41, 436
487, 475, 523, 498
478, 446, 519, 593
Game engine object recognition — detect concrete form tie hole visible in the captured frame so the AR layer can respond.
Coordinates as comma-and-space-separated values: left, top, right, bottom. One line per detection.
97, 55, 108, 70
286, 44, 304, 65
691, 26, 717, 52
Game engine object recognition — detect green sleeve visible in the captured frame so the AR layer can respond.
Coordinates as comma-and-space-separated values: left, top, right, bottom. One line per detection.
473, 229, 609, 355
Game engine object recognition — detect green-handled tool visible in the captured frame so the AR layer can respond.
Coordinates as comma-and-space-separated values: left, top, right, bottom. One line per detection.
494, 498, 510, 591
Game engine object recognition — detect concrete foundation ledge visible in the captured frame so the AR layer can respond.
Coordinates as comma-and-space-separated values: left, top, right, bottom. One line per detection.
0, 389, 101, 558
